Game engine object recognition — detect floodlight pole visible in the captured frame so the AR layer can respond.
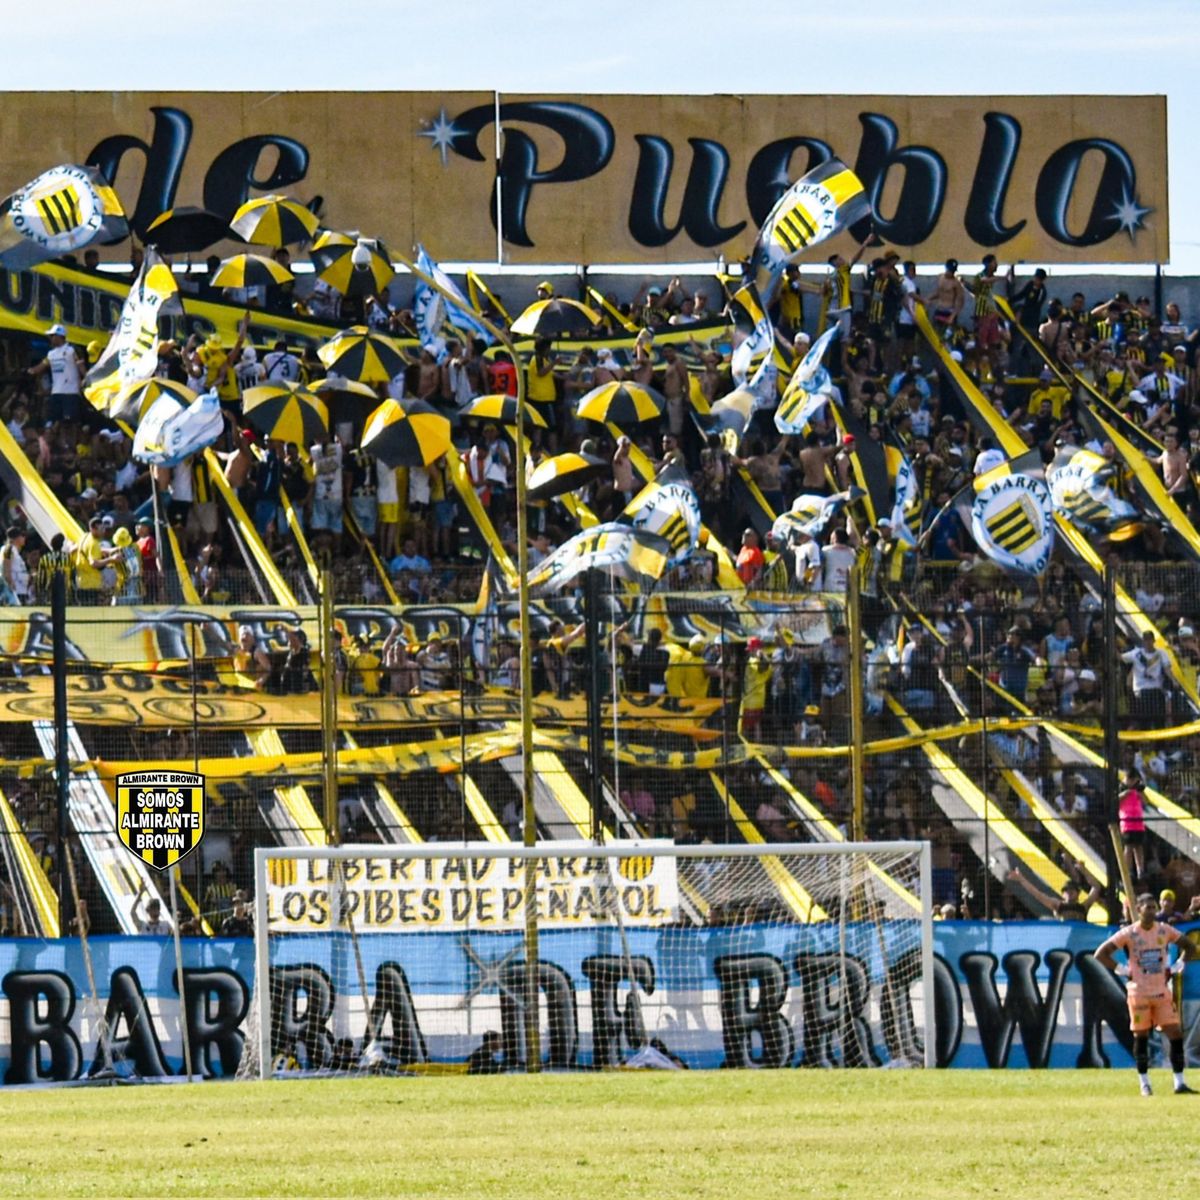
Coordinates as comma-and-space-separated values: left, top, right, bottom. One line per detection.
393, 250, 540, 1072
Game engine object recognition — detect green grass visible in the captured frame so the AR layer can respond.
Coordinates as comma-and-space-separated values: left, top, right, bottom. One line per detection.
0, 1070, 1197, 1198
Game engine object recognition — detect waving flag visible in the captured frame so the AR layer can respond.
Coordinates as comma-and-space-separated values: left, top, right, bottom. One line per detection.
0, 164, 127, 269
413, 244, 492, 346
132, 389, 223, 467
620, 465, 702, 566
751, 158, 871, 304
466, 270, 512, 325
775, 325, 839, 434
527, 523, 672, 595
729, 282, 777, 411
885, 441, 922, 545
771, 488, 862, 543
1047, 447, 1142, 539
971, 473, 1055, 575
83, 249, 182, 418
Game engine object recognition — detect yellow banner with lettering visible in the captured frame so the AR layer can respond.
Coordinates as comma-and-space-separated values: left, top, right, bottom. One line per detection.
0, 92, 1167, 270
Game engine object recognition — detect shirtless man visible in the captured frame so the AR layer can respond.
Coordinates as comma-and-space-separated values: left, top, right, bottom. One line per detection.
1159, 431, 1189, 495
734, 436, 790, 513
613, 436, 636, 505
925, 259, 967, 336
660, 343, 691, 440
417, 347, 442, 400
796, 432, 836, 496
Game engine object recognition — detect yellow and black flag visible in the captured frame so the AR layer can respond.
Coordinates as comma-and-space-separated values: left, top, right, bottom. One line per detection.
0, 164, 127, 269
620, 464, 702, 566
750, 158, 870, 304
528, 523, 672, 595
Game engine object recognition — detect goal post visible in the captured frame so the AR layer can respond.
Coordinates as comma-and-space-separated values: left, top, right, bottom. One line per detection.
245, 840, 934, 1077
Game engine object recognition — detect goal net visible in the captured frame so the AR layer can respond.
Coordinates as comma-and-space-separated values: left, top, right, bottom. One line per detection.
241, 841, 933, 1076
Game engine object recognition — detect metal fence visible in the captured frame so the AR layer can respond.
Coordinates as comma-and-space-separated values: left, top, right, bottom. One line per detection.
2, 555, 1199, 937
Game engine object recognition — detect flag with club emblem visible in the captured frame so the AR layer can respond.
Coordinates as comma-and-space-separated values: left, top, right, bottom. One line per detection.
0, 164, 127, 269
528, 523, 672, 595
1047, 446, 1142, 540
775, 325, 839, 433
751, 158, 871, 304
884, 440, 922, 545
413, 244, 493, 347
620, 464, 702, 567
729, 282, 777, 411
84, 248, 182, 418
970, 472, 1055, 575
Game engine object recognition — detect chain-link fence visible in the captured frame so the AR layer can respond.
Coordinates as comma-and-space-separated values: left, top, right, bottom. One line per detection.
2, 556, 1199, 938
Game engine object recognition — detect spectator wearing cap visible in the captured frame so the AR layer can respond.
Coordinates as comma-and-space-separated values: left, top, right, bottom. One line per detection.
234, 624, 273, 691
739, 637, 771, 739
112, 527, 143, 604
1006, 869, 1101, 920
665, 634, 710, 700
27, 323, 85, 428
535, 281, 555, 300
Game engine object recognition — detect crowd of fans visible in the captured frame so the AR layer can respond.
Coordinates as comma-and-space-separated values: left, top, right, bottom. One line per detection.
1, 247, 1199, 929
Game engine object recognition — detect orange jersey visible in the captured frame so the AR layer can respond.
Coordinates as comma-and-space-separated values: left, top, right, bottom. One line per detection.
1109, 921, 1181, 999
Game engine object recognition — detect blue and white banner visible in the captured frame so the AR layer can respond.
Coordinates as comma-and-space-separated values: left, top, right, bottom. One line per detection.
412, 244, 492, 348
0, 921, 1194, 1082
971, 473, 1055, 575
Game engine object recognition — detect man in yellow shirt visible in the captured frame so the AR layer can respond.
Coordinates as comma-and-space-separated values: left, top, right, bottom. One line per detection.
739, 637, 772, 740
73, 516, 114, 605
665, 634, 711, 699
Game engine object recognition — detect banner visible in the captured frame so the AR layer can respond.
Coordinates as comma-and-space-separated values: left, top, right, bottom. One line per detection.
0, 921, 1193, 1083
0, 93, 1163, 265
83, 248, 182, 414
1047, 447, 1142, 539
620, 467, 702, 567
265, 843, 680, 933
0, 673, 723, 730
0, 164, 126, 269
971, 473, 1055, 575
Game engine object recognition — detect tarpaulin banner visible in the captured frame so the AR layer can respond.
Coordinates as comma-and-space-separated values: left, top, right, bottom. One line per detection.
0, 92, 1165, 264
0, 921, 1194, 1082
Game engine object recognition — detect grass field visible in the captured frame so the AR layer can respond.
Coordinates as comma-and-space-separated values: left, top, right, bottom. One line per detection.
1, 1070, 1198, 1198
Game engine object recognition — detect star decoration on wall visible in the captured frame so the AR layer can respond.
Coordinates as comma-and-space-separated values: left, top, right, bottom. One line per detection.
1110, 187, 1153, 241
419, 107, 465, 169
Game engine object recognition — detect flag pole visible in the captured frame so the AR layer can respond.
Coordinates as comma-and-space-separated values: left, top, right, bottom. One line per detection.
392, 248, 539, 1071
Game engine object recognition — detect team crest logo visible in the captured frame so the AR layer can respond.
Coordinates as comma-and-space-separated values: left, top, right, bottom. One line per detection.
971, 474, 1055, 575
116, 770, 205, 870
10, 166, 105, 253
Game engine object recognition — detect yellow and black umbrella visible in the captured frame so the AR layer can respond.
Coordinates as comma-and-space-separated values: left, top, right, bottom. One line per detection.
316, 236, 394, 298
230, 195, 319, 247
510, 297, 601, 338
317, 326, 408, 384
211, 253, 293, 289
576, 381, 665, 426
527, 450, 607, 501
144, 206, 228, 254
315, 374, 381, 422
108, 378, 197, 426
463, 393, 548, 429
242, 382, 329, 447
362, 398, 452, 468
309, 228, 356, 270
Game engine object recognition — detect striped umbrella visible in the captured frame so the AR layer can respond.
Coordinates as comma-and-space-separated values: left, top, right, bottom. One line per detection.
315, 374, 381, 423
317, 326, 408, 384
309, 228, 356, 271
316, 236, 394, 298
211, 253, 293, 289
362, 398, 452, 468
108, 378, 197, 426
230, 195, 319, 247
463, 393, 548, 429
242, 382, 329, 446
510, 297, 601, 338
144, 206, 228, 254
576, 381, 665, 426
527, 451, 607, 501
